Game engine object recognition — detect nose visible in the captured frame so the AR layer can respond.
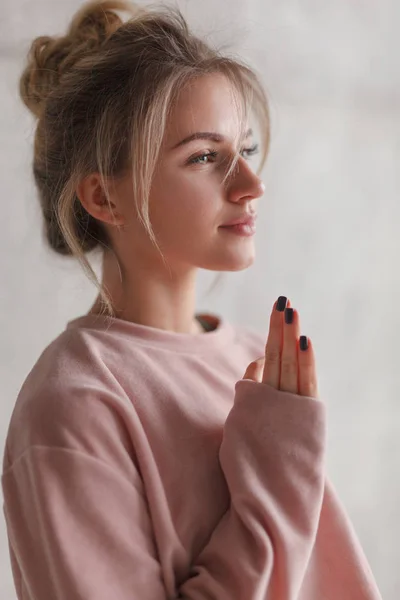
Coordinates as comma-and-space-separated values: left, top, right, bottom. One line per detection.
227, 156, 265, 204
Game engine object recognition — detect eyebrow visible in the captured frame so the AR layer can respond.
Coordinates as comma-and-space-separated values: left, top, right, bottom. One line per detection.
171, 128, 253, 150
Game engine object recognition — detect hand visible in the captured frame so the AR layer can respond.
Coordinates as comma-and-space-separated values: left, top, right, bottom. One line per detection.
243, 296, 319, 398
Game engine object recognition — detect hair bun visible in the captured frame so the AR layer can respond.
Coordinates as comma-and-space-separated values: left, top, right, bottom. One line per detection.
19, 0, 141, 119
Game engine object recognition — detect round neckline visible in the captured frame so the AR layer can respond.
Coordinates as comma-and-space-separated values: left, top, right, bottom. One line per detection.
66, 311, 235, 355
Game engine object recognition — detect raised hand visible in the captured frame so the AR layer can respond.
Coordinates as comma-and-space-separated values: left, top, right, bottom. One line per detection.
243, 296, 319, 398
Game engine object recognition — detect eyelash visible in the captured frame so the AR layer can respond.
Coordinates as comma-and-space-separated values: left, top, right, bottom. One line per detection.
188, 143, 259, 165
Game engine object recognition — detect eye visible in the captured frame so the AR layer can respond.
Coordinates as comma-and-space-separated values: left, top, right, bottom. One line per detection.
188, 150, 218, 165
241, 143, 259, 160
188, 143, 259, 165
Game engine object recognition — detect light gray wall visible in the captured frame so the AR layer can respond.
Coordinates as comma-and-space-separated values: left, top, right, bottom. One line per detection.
1, 1, 398, 598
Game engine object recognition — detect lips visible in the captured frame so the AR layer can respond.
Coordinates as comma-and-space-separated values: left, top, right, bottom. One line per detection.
220, 214, 257, 227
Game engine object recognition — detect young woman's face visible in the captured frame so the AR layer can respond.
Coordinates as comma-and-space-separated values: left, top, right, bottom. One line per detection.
117, 73, 265, 273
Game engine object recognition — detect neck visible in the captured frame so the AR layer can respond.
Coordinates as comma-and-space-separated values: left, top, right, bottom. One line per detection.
88, 250, 205, 334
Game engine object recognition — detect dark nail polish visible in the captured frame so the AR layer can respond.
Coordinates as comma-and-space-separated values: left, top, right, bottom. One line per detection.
276, 296, 287, 312
300, 335, 308, 351
285, 308, 294, 324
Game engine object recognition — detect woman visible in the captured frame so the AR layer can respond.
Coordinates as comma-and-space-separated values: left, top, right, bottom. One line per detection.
1, 1, 382, 598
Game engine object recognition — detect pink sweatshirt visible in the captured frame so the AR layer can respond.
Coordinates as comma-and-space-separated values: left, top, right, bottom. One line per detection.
2, 312, 382, 600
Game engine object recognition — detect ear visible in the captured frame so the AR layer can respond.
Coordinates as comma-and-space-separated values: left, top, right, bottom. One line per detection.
76, 173, 124, 227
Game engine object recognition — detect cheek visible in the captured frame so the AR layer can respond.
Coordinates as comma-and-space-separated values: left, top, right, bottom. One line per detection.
150, 169, 217, 228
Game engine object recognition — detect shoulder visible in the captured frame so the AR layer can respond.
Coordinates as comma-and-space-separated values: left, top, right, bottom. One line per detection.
4, 326, 136, 471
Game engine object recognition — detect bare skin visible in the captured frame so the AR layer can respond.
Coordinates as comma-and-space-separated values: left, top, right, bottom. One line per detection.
243, 297, 319, 398
77, 73, 318, 395
77, 73, 264, 335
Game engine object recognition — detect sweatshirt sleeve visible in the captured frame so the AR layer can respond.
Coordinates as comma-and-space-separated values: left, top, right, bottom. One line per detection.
179, 378, 326, 600
2, 445, 170, 600
2, 379, 326, 600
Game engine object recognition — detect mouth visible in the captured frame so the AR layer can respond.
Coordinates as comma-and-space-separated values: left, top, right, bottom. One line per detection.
219, 222, 256, 237
220, 214, 257, 228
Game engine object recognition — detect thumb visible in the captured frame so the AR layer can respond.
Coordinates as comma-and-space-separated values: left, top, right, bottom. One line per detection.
242, 356, 265, 382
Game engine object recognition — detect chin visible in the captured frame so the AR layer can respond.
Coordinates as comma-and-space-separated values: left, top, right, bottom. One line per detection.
225, 253, 256, 271
203, 250, 256, 272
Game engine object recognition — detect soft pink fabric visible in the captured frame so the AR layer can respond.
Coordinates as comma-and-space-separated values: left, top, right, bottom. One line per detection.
2, 312, 382, 599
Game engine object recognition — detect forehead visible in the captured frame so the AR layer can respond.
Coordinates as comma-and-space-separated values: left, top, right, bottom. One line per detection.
165, 73, 246, 144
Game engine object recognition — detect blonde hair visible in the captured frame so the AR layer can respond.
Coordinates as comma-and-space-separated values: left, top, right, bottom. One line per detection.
20, 0, 270, 317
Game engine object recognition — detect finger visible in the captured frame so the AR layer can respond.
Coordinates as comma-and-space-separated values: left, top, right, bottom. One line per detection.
280, 307, 300, 394
262, 296, 288, 388
298, 336, 319, 398
243, 357, 265, 383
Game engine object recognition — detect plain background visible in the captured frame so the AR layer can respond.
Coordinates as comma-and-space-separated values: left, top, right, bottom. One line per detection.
1, 0, 399, 598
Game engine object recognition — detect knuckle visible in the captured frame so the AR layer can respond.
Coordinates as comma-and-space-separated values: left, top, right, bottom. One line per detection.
300, 360, 314, 372
264, 348, 280, 366
299, 365, 318, 392
299, 358, 315, 374
281, 358, 297, 377
300, 366, 315, 384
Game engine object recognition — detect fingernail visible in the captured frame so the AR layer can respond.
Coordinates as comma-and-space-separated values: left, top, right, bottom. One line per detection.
276, 296, 287, 311
285, 307, 294, 324
300, 335, 308, 351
